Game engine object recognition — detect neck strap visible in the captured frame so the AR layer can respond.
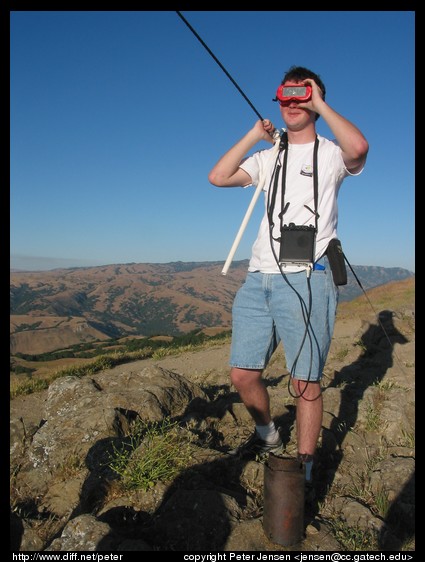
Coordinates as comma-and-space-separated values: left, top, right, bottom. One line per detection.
267, 135, 320, 239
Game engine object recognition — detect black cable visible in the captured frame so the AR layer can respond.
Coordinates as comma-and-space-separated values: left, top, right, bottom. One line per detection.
266, 147, 316, 399
176, 11, 264, 121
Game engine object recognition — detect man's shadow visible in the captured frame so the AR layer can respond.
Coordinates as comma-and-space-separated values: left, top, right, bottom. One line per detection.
312, 310, 412, 539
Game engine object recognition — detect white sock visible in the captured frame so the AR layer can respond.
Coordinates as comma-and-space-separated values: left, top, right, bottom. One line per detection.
304, 460, 313, 483
256, 421, 280, 443
297, 453, 314, 483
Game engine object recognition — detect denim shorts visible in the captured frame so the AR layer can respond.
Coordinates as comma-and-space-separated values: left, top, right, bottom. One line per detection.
230, 256, 338, 381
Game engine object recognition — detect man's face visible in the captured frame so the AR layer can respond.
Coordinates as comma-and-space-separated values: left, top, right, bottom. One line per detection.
279, 81, 315, 129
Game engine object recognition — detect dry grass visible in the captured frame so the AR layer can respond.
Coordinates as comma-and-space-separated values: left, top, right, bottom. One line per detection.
337, 277, 415, 319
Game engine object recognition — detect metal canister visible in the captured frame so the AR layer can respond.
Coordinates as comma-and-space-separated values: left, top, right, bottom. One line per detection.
263, 453, 305, 546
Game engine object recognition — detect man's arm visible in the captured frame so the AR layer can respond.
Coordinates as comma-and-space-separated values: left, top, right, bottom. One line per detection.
303, 79, 369, 173
317, 103, 369, 173
208, 119, 275, 187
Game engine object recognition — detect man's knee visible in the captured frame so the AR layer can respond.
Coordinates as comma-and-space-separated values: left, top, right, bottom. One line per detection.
230, 367, 262, 388
291, 378, 322, 399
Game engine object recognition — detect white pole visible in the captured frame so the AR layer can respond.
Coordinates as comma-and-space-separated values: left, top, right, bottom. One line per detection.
221, 177, 266, 275
221, 130, 283, 275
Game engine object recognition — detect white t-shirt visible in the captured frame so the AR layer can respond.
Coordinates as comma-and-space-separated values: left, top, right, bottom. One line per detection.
239, 134, 362, 274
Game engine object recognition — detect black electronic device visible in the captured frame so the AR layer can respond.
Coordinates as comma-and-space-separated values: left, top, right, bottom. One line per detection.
279, 223, 316, 267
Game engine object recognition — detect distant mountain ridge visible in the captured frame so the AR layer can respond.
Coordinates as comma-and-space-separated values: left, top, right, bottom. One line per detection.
10, 260, 414, 355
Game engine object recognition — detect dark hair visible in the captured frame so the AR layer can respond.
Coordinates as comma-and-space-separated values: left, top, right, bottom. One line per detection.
281, 66, 326, 121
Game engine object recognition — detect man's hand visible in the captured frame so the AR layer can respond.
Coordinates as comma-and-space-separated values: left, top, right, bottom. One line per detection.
254, 118, 275, 143
297, 78, 326, 115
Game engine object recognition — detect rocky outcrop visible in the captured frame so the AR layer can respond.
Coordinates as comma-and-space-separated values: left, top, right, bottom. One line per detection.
10, 306, 415, 552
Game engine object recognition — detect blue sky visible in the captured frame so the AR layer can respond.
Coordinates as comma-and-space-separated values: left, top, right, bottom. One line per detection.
10, 11, 415, 272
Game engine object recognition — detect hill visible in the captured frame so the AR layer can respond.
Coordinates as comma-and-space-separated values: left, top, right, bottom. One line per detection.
10, 260, 414, 357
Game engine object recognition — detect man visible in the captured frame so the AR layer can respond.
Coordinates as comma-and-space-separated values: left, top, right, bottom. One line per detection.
208, 66, 368, 483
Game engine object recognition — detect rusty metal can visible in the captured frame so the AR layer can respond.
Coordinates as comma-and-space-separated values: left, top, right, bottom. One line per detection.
263, 453, 305, 546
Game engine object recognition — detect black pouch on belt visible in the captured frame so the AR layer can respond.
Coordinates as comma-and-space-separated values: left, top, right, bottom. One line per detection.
326, 238, 347, 285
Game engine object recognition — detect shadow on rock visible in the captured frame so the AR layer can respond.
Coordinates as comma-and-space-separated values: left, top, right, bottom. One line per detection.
93, 382, 296, 550
10, 508, 24, 551
64, 394, 260, 550
97, 453, 253, 551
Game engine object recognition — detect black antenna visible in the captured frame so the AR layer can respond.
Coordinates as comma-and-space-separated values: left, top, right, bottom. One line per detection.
176, 11, 264, 121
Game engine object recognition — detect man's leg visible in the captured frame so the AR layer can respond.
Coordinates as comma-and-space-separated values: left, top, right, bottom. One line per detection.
230, 367, 271, 425
229, 367, 282, 457
292, 379, 322, 482
292, 379, 323, 454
